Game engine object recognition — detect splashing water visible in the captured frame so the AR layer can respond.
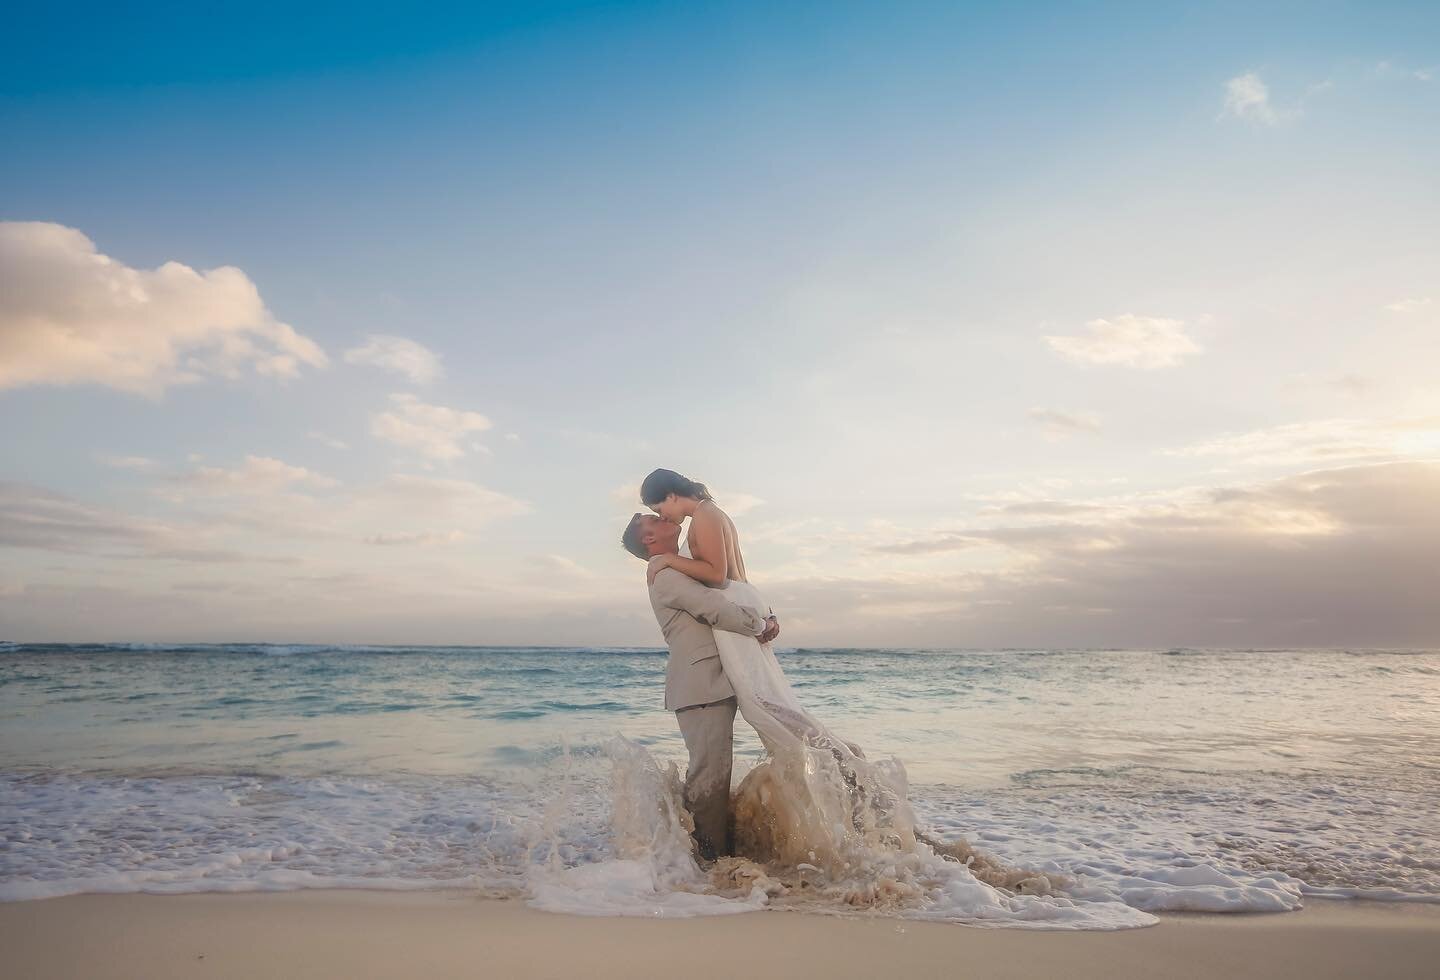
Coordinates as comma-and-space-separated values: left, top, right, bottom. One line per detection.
527, 735, 1160, 929
526, 737, 771, 917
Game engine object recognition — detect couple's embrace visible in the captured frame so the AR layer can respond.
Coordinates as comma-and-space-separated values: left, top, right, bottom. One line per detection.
623, 468, 911, 870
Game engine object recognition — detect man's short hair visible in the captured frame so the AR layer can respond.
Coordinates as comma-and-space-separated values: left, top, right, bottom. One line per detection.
621, 513, 649, 561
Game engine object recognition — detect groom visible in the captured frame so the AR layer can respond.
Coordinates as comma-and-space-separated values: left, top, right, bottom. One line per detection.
621, 513, 779, 861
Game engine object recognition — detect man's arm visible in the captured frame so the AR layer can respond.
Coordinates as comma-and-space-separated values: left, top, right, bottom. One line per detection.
651, 569, 766, 635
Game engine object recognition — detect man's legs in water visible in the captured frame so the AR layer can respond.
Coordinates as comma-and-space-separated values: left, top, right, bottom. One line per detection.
674, 696, 737, 861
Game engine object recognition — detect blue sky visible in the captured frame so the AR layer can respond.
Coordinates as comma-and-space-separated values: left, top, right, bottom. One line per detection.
3, 2, 1438, 646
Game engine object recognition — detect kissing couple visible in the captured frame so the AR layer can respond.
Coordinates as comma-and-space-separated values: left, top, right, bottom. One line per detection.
622, 468, 908, 869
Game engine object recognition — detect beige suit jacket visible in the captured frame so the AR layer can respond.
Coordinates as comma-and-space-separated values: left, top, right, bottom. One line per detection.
648, 568, 767, 711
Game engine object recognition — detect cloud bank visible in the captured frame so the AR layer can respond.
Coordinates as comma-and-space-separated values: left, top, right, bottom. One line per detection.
0, 222, 326, 396
821, 459, 1440, 647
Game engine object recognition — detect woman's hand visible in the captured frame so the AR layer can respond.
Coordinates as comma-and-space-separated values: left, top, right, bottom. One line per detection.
646, 554, 673, 585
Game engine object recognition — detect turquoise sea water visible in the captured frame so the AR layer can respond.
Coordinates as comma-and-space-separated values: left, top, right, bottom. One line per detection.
2, 644, 1437, 919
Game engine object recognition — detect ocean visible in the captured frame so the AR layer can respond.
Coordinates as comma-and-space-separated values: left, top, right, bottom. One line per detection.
2, 643, 1436, 927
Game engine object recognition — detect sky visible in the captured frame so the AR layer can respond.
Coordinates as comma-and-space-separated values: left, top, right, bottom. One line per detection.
2, 1, 1438, 648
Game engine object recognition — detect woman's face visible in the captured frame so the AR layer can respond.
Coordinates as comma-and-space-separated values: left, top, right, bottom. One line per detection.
650, 493, 686, 525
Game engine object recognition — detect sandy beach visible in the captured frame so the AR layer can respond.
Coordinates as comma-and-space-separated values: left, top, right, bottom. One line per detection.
2, 891, 1437, 980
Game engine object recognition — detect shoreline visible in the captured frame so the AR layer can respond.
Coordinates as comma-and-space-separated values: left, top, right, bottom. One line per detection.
3, 891, 1438, 980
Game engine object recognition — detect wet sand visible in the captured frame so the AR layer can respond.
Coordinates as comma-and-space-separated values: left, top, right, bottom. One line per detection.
3, 890, 1438, 980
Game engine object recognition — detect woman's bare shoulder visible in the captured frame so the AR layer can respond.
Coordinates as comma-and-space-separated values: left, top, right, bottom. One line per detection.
696, 501, 741, 539
686, 501, 724, 550
693, 498, 729, 525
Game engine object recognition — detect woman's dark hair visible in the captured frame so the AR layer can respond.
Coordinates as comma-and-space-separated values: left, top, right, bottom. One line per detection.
640, 468, 713, 506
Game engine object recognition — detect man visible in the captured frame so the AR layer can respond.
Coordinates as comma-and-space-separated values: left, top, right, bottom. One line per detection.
621, 513, 779, 862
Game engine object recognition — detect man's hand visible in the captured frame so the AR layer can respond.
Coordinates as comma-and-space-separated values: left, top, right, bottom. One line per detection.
646, 554, 672, 585
758, 615, 780, 645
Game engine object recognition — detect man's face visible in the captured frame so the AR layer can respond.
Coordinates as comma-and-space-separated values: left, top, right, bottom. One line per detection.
638, 515, 681, 557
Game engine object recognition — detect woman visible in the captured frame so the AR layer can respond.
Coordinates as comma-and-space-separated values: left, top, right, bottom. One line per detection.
639, 468, 745, 587
636, 468, 912, 869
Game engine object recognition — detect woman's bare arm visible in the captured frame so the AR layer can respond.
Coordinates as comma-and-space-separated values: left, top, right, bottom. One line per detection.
646, 505, 728, 586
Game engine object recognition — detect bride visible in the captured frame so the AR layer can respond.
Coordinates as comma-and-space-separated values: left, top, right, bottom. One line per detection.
638, 468, 916, 870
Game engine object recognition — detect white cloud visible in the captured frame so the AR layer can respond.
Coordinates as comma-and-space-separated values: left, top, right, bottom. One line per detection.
0, 480, 281, 563
307, 431, 350, 450
1385, 297, 1432, 314
1374, 60, 1439, 83
981, 499, 1108, 519
1044, 315, 1200, 369
540, 555, 595, 578
358, 474, 531, 525
1285, 373, 1374, 397
1325, 374, 1373, 396
1163, 416, 1440, 467
95, 454, 157, 471
342, 475, 530, 549
343, 334, 443, 384
173, 464, 530, 543
0, 221, 326, 396
715, 490, 766, 518
1027, 407, 1101, 439
1, 480, 169, 555
5, 459, 530, 573
174, 455, 339, 494
363, 530, 466, 547
370, 393, 493, 460
1221, 71, 1279, 125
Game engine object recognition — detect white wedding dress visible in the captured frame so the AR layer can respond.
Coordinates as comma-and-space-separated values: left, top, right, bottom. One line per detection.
679, 542, 917, 870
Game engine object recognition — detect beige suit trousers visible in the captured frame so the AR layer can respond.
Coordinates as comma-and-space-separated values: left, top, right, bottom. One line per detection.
674, 695, 737, 860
